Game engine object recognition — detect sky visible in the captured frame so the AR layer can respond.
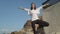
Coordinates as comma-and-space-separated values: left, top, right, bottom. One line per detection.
0, 0, 46, 33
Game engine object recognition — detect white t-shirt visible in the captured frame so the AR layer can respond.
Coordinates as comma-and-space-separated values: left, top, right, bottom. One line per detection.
24, 6, 43, 21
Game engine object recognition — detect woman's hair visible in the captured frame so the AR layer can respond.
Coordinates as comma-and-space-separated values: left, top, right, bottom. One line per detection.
31, 2, 36, 10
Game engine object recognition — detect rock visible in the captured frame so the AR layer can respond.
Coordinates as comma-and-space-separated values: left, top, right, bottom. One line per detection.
11, 20, 34, 34
10, 16, 45, 34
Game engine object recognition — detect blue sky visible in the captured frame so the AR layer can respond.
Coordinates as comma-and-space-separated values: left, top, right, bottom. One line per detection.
0, 0, 46, 32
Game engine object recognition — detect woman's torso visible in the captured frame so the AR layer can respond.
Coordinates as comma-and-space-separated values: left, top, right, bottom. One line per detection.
29, 9, 40, 21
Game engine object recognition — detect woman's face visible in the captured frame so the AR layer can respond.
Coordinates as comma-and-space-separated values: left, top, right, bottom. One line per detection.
31, 4, 35, 9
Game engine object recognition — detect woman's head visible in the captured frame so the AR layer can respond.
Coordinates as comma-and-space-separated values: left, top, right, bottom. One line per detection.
31, 2, 36, 10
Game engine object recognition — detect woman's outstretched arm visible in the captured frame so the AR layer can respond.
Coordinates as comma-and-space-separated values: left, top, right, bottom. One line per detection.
42, 3, 49, 8
18, 7, 30, 12
37, 3, 49, 10
18, 7, 30, 15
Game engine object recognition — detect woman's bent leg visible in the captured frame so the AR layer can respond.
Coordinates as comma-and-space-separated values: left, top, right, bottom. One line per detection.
41, 20, 49, 27
39, 20, 49, 27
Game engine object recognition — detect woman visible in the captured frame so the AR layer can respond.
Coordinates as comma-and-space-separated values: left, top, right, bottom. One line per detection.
19, 2, 49, 34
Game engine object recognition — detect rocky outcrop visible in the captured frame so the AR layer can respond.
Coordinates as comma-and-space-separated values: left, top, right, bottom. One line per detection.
11, 16, 43, 34
11, 20, 33, 34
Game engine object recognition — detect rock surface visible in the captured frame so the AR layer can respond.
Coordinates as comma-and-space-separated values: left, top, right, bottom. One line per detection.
11, 16, 44, 34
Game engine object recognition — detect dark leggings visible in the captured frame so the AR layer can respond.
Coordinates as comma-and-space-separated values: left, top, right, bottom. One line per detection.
31, 20, 49, 34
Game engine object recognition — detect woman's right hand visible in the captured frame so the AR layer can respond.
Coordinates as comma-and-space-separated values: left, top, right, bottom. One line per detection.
18, 7, 25, 10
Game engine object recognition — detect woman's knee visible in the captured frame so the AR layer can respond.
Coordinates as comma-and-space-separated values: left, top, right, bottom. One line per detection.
43, 21, 49, 27
46, 22, 49, 26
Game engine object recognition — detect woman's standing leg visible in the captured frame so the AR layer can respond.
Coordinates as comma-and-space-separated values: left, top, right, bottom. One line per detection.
31, 21, 37, 34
